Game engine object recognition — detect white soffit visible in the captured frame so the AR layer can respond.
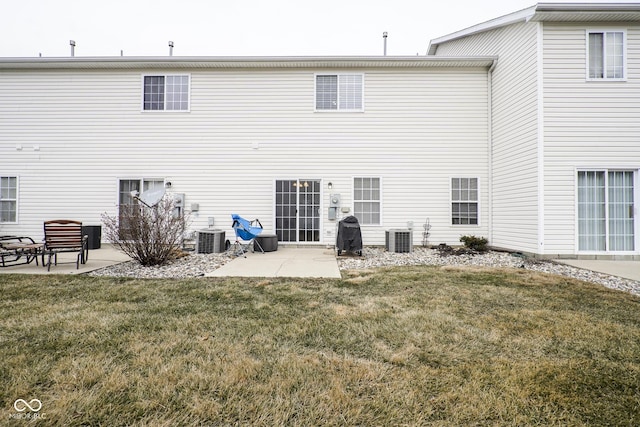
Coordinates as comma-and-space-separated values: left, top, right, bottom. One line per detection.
0, 56, 497, 70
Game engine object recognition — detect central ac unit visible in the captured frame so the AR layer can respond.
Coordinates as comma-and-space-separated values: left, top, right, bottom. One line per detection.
196, 229, 226, 254
385, 229, 413, 253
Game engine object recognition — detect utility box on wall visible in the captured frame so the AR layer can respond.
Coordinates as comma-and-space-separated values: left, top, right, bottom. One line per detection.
173, 193, 185, 217
328, 193, 341, 220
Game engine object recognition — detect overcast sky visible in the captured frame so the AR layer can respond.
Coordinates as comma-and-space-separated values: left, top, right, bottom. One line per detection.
1, 0, 635, 58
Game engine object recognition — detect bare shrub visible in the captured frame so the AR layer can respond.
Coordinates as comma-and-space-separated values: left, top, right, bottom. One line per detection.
101, 196, 188, 266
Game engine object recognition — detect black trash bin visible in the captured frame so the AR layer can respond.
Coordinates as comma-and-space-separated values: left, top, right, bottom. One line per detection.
336, 216, 362, 256
82, 225, 102, 250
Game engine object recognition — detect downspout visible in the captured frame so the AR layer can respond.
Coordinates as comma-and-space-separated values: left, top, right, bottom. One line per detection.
536, 21, 545, 257
487, 59, 497, 246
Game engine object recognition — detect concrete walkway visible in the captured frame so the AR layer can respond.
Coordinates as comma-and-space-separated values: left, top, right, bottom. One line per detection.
206, 246, 342, 278
555, 259, 640, 282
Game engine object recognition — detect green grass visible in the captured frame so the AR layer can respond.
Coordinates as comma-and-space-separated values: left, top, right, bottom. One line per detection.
1, 265, 639, 426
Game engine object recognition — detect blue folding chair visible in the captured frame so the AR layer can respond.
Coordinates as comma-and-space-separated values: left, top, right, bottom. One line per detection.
231, 214, 265, 257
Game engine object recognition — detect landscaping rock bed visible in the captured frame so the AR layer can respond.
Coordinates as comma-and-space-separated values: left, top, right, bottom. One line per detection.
88, 247, 640, 297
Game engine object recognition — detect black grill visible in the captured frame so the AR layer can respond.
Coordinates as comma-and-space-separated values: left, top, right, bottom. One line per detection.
336, 216, 362, 256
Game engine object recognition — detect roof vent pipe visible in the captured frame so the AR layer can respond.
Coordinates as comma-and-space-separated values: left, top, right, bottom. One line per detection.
169, 41, 174, 56
70, 40, 76, 57
383, 32, 388, 56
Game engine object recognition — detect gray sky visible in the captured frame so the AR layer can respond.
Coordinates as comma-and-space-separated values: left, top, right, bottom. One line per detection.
1, 0, 635, 57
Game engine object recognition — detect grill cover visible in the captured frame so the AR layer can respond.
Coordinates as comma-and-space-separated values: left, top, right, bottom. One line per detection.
336, 216, 362, 254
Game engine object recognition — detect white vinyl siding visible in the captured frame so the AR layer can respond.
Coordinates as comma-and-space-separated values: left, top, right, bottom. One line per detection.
0, 67, 489, 246
587, 30, 625, 80
544, 23, 640, 255
433, 21, 540, 253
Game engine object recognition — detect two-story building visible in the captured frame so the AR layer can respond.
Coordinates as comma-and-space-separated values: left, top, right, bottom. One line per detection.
429, 2, 640, 258
1, 3, 639, 258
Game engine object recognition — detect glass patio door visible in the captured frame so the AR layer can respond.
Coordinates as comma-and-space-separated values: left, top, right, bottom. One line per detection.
118, 179, 164, 236
578, 171, 635, 251
275, 179, 321, 243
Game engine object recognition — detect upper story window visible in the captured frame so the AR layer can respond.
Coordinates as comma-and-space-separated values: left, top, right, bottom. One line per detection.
143, 75, 190, 111
587, 31, 625, 80
315, 74, 363, 111
0, 176, 17, 223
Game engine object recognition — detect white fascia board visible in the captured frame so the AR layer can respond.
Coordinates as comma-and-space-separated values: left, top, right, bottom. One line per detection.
427, 5, 537, 55
0, 56, 497, 70
535, 3, 640, 13
427, 2, 640, 54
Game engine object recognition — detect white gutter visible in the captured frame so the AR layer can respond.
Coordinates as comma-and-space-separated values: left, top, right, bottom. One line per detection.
427, 6, 537, 55
0, 56, 497, 70
535, 3, 640, 12
427, 3, 640, 55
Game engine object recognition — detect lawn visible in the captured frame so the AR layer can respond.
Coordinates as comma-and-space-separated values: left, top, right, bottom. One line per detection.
1, 266, 639, 426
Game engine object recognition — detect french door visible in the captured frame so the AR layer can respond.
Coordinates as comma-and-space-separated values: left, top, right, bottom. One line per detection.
578, 170, 636, 252
275, 179, 321, 242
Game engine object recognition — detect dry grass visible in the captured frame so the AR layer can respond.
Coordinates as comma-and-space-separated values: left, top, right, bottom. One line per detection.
1, 266, 639, 426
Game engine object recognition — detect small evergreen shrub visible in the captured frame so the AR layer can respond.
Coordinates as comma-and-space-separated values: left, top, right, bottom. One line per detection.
459, 235, 489, 252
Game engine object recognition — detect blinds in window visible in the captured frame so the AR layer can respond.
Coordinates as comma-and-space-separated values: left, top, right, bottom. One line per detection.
316, 74, 362, 111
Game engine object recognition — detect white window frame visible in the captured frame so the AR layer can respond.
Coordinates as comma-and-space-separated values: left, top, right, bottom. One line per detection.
450, 177, 480, 226
586, 29, 626, 81
315, 73, 364, 112
0, 176, 18, 224
141, 74, 191, 112
575, 168, 638, 254
353, 177, 381, 225
117, 178, 166, 206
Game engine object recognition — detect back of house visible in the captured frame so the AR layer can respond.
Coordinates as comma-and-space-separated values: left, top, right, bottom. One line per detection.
0, 56, 493, 249
2, 2, 639, 259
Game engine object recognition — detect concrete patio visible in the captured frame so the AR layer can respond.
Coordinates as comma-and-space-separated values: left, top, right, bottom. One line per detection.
0, 244, 343, 278
0, 244, 131, 275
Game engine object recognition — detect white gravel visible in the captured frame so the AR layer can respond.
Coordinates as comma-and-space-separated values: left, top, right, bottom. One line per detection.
338, 247, 640, 297
88, 247, 640, 297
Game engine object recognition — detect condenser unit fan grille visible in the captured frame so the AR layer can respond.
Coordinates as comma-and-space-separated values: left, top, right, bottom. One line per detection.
196, 229, 226, 254
385, 229, 413, 253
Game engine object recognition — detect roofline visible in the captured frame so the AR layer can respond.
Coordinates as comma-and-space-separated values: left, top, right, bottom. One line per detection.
427, 2, 640, 55
428, 5, 537, 55
0, 55, 497, 70
535, 2, 640, 12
